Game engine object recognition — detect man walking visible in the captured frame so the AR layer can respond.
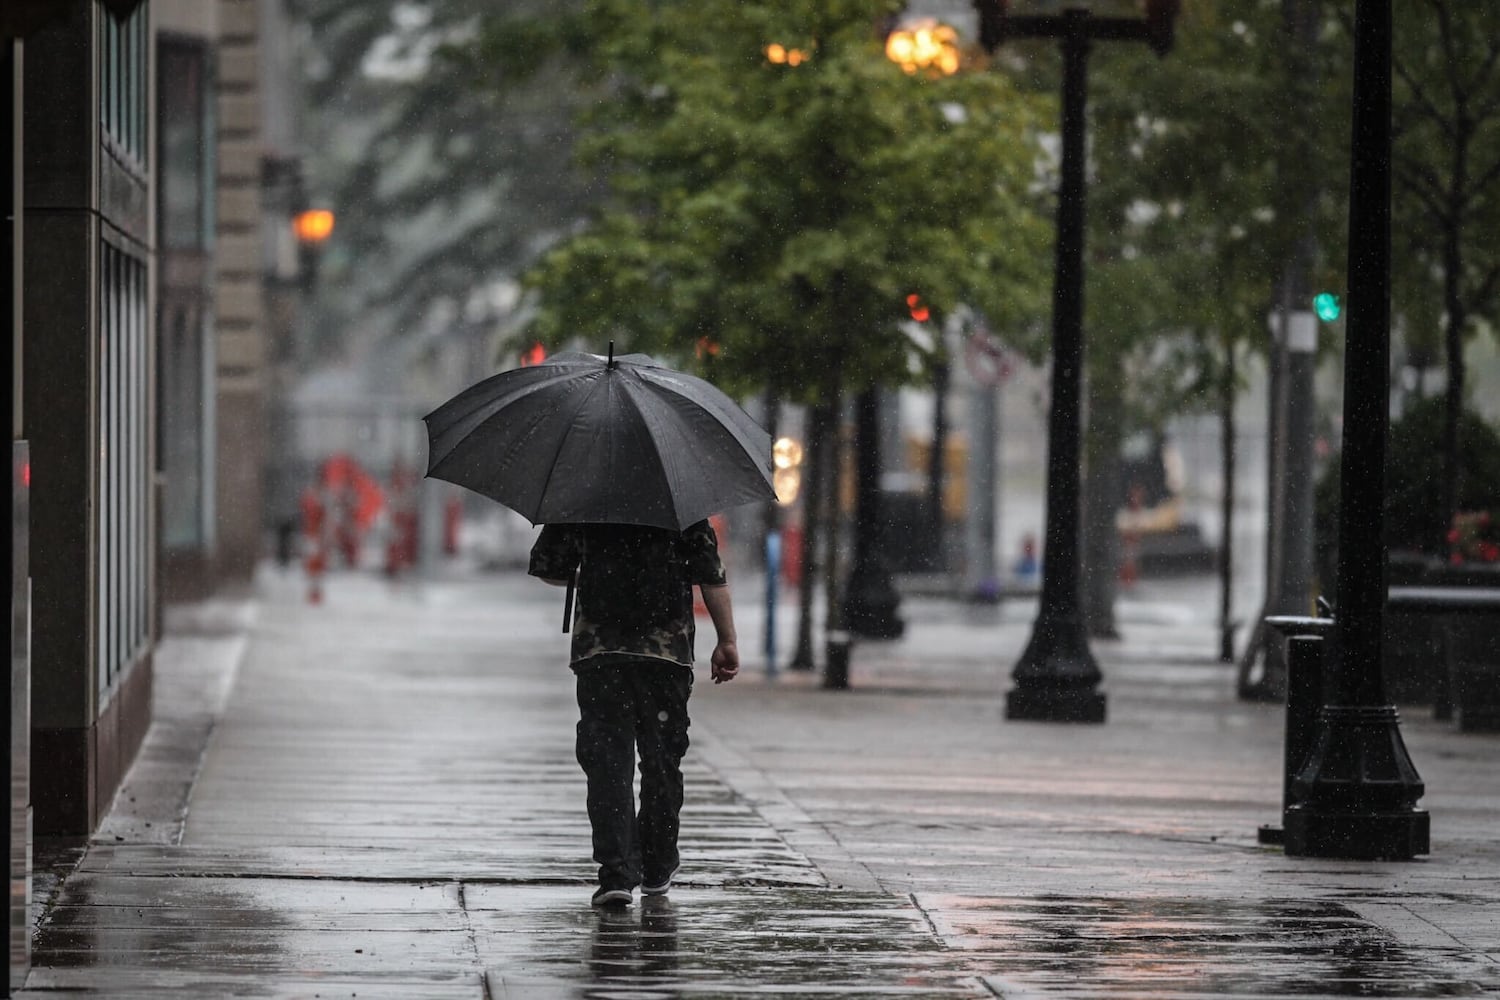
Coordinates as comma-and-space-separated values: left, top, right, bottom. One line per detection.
529, 518, 740, 907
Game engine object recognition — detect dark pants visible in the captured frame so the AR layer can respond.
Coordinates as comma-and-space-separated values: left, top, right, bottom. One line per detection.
575, 660, 694, 891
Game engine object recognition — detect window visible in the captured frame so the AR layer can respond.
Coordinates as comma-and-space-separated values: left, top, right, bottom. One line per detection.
159, 40, 215, 250
101, 3, 148, 171
99, 241, 151, 697
158, 301, 208, 550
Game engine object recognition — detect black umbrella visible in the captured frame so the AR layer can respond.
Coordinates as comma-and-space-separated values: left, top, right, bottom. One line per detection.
422, 347, 775, 532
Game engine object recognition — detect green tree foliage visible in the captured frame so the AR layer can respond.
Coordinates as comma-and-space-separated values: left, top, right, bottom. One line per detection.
1082, 0, 1348, 430
520, 0, 1054, 403
1384, 1, 1500, 528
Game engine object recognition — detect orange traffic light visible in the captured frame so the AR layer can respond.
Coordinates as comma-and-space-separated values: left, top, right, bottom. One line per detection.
293, 208, 335, 244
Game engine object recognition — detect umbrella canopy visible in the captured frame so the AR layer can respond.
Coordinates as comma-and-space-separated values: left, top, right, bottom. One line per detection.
422, 350, 775, 531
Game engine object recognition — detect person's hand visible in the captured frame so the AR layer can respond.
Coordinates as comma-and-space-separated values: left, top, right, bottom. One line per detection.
710, 640, 739, 683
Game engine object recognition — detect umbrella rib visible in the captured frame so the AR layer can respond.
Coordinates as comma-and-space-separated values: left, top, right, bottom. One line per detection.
424, 364, 584, 473
633, 368, 770, 460
532, 371, 608, 523
614, 377, 678, 526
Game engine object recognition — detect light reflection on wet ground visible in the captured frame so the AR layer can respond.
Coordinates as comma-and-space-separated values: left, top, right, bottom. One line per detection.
928, 894, 1497, 998
25, 878, 1500, 998
21, 573, 1500, 997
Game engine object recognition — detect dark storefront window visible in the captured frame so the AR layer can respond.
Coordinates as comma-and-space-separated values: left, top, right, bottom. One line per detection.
159, 303, 209, 550
157, 37, 216, 554
101, 3, 148, 170
159, 40, 215, 250
99, 241, 151, 697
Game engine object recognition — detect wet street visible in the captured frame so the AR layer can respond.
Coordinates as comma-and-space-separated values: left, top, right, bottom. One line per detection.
22, 565, 1500, 998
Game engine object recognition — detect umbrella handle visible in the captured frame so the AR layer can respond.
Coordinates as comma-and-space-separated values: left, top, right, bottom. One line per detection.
562, 569, 577, 633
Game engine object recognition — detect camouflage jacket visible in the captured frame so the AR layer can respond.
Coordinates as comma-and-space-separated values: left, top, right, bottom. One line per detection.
528, 520, 727, 668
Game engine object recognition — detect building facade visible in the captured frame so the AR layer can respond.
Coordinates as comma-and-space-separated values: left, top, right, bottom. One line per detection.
5, 0, 282, 988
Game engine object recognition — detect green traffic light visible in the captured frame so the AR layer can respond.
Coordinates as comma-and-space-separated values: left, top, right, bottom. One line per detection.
1314, 292, 1341, 322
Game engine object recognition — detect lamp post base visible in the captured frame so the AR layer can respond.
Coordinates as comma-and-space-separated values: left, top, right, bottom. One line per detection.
843, 563, 906, 640
1281, 704, 1430, 859
846, 605, 905, 640
1006, 612, 1107, 723
823, 635, 852, 690
1284, 806, 1430, 860
1006, 684, 1106, 723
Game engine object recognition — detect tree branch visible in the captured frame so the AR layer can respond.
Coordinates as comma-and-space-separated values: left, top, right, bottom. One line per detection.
1391, 151, 1451, 221
1462, 155, 1500, 211
1392, 48, 1456, 143
1430, 0, 1465, 111
1474, 31, 1500, 95
1475, 264, 1500, 313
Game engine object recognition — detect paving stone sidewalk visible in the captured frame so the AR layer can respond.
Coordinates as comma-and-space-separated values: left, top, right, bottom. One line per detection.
20, 565, 1500, 998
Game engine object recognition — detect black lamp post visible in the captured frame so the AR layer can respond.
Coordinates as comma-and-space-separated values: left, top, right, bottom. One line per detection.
839, 18, 971, 646
973, 0, 1177, 723
1282, 0, 1428, 860
842, 388, 906, 640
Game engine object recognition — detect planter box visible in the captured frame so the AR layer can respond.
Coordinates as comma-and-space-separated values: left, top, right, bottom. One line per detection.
1421, 562, 1500, 732
1383, 553, 1443, 705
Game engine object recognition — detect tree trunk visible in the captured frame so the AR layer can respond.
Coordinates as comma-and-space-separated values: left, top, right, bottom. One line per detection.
926, 361, 949, 572
822, 394, 848, 636
1218, 330, 1238, 662
761, 390, 781, 669
1441, 151, 1468, 551
788, 403, 830, 670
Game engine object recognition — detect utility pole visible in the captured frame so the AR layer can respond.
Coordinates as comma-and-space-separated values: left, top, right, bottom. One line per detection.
1238, 0, 1322, 699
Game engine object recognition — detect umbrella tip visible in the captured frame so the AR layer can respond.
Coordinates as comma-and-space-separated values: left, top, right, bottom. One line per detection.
607, 340, 615, 368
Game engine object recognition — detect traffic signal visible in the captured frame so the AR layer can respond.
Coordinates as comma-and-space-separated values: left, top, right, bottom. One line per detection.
292, 208, 335, 291
1313, 292, 1342, 322
906, 293, 930, 323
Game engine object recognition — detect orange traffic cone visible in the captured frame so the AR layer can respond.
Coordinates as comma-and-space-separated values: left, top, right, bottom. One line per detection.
306, 549, 326, 605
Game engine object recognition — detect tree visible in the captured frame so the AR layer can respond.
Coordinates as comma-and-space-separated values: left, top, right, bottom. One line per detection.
519, 0, 1054, 404
1315, 396, 1500, 587
1382, 1, 1500, 546
1064, 0, 1349, 637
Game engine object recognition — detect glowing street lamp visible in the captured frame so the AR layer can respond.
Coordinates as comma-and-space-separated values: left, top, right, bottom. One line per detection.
773, 436, 804, 506
885, 19, 961, 76
765, 42, 810, 66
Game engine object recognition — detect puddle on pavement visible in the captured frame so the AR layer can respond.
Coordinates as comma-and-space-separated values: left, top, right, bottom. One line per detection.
477, 886, 982, 997
925, 893, 1496, 997
23, 878, 1498, 998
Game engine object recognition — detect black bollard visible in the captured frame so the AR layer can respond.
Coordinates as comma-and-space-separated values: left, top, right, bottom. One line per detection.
275, 518, 297, 568
823, 632, 851, 691
1258, 617, 1334, 845
1282, 636, 1326, 814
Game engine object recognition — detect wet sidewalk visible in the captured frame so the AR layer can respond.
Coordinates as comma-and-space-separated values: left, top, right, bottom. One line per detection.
21, 565, 1500, 998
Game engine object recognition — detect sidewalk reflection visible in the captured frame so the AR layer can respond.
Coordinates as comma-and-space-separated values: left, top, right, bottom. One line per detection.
584, 896, 680, 999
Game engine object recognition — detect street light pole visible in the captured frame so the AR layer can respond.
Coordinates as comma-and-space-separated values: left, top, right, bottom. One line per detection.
842, 388, 906, 640
1282, 0, 1429, 860
841, 16, 972, 644
974, 1, 1176, 723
